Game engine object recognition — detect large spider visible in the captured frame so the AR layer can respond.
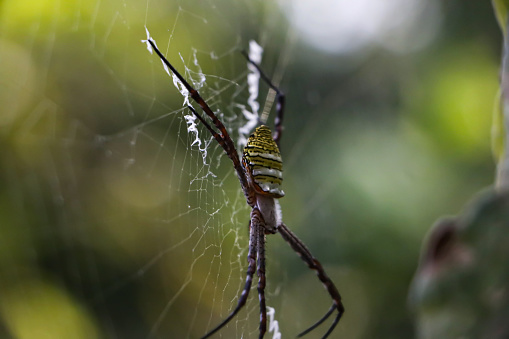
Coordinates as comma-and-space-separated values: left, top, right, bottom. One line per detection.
146, 38, 344, 339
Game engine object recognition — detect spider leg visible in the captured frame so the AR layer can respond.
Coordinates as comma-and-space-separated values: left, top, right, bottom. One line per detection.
256, 218, 267, 338
148, 39, 252, 203
277, 223, 344, 339
201, 216, 258, 339
149, 40, 234, 149
241, 51, 286, 147
296, 304, 335, 337
186, 105, 230, 152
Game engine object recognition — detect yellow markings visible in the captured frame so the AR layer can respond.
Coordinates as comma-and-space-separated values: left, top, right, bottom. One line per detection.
243, 125, 285, 198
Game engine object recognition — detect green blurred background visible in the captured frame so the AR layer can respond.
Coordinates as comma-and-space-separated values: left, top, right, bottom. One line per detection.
0, 1, 501, 338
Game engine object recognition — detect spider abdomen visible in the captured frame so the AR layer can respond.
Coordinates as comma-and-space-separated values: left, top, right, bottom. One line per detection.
243, 125, 285, 198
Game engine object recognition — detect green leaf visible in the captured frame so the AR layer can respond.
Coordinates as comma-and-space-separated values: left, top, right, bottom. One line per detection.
493, 0, 509, 36
492, 89, 505, 162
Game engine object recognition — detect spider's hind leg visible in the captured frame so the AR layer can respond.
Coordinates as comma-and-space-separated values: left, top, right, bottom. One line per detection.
241, 50, 286, 147
147, 38, 251, 201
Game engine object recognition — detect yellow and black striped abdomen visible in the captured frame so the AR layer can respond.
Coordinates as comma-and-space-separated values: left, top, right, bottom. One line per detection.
243, 125, 285, 198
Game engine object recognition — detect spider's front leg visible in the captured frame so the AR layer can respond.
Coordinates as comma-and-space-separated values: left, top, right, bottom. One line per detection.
201, 208, 268, 339
277, 223, 344, 338
201, 212, 258, 339
252, 207, 268, 339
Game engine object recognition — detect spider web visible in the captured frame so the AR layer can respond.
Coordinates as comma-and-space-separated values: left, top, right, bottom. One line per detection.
0, 1, 293, 338
0, 1, 497, 339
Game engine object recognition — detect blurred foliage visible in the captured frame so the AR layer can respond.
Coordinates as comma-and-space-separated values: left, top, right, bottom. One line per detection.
409, 189, 509, 339
0, 0, 502, 338
493, 0, 509, 189
493, 0, 509, 35
410, 4, 509, 339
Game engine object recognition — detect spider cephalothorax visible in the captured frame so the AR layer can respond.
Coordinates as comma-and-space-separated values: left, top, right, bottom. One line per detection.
147, 37, 344, 339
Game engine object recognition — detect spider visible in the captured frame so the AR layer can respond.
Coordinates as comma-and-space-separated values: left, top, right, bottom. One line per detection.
146, 38, 344, 339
